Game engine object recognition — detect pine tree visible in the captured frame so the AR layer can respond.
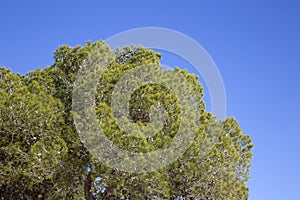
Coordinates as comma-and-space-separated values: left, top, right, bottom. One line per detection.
0, 41, 253, 199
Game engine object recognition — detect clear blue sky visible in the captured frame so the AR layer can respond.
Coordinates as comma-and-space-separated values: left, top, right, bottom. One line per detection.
1, 1, 300, 199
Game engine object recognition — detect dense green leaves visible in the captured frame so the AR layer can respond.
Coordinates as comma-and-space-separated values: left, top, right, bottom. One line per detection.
0, 68, 68, 198
0, 41, 253, 199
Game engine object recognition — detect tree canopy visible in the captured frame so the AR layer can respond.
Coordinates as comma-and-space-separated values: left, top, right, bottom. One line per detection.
0, 41, 253, 199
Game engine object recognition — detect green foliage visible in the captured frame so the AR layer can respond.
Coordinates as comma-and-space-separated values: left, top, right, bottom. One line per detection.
0, 41, 253, 199
0, 68, 68, 198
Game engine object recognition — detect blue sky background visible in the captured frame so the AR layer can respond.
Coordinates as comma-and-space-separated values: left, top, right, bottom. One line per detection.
1, 1, 300, 199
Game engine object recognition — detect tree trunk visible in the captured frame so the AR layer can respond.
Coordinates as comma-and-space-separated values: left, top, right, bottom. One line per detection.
84, 173, 93, 200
